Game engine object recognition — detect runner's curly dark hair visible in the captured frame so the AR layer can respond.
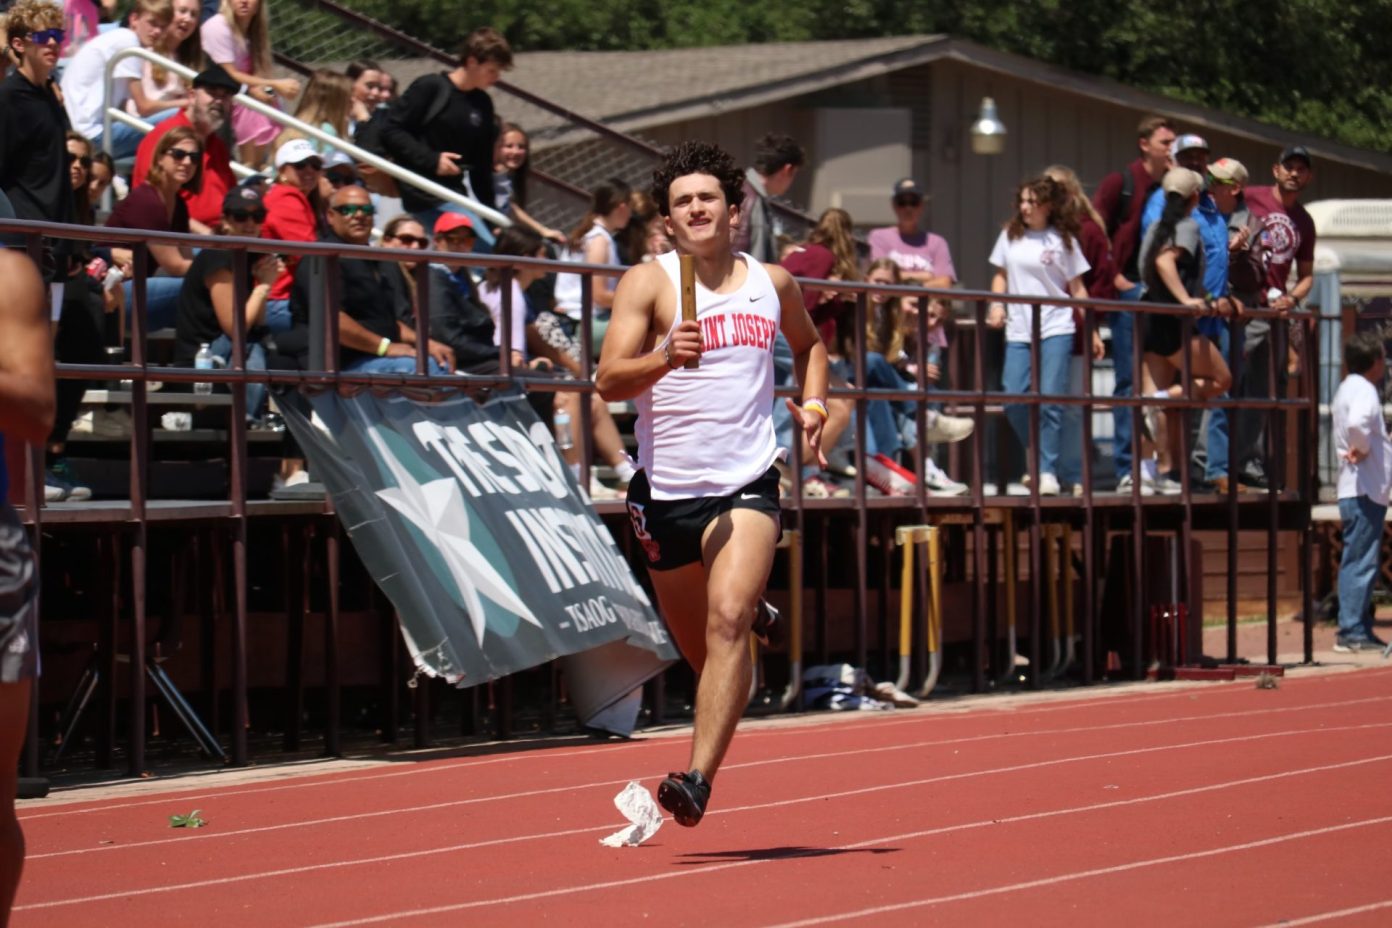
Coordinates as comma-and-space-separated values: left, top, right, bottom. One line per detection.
650, 141, 745, 217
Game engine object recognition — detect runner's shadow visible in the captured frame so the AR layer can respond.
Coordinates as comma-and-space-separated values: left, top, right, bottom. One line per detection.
677, 846, 899, 865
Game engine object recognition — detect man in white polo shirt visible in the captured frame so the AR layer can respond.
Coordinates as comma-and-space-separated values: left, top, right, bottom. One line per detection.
1331, 330, 1391, 652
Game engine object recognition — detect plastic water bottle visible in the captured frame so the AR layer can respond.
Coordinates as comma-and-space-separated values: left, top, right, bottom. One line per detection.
553, 409, 573, 451
194, 343, 215, 395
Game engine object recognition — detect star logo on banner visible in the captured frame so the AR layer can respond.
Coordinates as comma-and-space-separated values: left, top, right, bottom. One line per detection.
366, 425, 542, 646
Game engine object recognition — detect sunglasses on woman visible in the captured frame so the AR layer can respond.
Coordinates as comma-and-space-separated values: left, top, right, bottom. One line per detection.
66, 152, 93, 169
226, 209, 268, 222
390, 234, 427, 247
332, 203, 375, 217
165, 148, 201, 162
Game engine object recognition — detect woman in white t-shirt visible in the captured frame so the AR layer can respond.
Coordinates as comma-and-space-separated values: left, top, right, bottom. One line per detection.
987, 175, 1101, 495
547, 180, 630, 358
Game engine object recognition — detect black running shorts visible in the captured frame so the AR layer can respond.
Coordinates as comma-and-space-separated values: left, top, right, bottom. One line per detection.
625, 467, 781, 571
0, 505, 39, 684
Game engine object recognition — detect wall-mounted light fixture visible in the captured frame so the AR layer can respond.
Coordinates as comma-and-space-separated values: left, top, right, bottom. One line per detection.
970, 96, 1007, 155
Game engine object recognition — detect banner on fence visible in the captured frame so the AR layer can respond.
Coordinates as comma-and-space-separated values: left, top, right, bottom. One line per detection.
279, 388, 677, 725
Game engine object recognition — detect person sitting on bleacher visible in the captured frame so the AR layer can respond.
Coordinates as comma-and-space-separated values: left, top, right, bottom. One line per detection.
106, 124, 201, 332
59, 0, 173, 160
174, 186, 280, 422
280, 184, 454, 376
260, 137, 325, 335
132, 64, 239, 235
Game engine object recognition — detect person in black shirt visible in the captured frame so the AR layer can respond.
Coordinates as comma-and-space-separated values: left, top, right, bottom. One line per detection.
175, 187, 279, 420
1, 2, 90, 501
0, 1, 73, 231
379, 26, 511, 250
286, 185, 454, 374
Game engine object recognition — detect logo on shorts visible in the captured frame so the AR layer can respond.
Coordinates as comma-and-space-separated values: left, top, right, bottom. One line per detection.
740, 493, 760, 500
626, 501, 662, 563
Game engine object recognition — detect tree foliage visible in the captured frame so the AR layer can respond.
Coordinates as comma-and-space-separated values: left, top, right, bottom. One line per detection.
341, 0, 1392, 151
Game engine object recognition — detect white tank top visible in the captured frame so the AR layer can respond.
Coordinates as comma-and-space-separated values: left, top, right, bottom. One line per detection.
635, 251, 782, 500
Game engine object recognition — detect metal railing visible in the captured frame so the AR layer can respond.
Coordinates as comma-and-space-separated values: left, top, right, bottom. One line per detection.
102, 46, 510, 227
274, 0, 822, 239
4, 215, 1326, 776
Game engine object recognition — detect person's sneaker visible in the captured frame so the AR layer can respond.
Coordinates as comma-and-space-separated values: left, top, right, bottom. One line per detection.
752, 598, 785, 649
923, 412, 974, 444
46, 459, 92, 502
1144, 474, 1184, 496
924, 459, 968, 496
1037, 472, 1061, 496
657, 769, 711, 827
1361, 631, 1389, 649
803, 474, 851, 499
1333, 636, 1385, 653
587, 476, 623, 501
1116, 474, 1155, 497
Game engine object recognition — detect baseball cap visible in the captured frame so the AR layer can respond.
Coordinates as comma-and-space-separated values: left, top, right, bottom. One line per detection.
433, 212, 475, 236
1161, 167, 1204, 199
192, 64, 241, 95
1278, 145, 1313, 168
323, 149, 354, 172
1208, 157, 1249, 185
222, 186, 265, 214
274, 138, 322, 169
1169, 133, 1210, 157
891, 178, 924, 201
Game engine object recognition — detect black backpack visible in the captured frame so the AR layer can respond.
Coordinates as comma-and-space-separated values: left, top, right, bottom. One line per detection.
352, 74, 455, 161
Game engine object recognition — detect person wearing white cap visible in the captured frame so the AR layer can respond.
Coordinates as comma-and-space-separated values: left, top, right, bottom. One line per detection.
1134, 167, 1234, 494
259, 138, 325, 332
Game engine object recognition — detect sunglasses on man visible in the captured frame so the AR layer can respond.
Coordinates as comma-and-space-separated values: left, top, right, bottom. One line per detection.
332, 203, 375, 217
29, 28, 65, 46
65, 151, 93, 170
226, 209, 268, 222
327, 174, 364, 188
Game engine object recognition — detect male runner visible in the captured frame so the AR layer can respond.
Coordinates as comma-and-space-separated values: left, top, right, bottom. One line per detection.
597, 141, 828, 827
0, 249, 56, 926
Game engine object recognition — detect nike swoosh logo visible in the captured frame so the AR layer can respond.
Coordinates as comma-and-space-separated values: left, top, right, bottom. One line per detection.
748, 295, 760, 302
740, 493, 760, 500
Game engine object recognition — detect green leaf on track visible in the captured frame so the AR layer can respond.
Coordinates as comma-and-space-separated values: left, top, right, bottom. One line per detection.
169, 810, 206, 828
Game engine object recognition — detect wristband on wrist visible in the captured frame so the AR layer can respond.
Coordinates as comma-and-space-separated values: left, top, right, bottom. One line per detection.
376, 337, 391, 357
802, 398, 829, 421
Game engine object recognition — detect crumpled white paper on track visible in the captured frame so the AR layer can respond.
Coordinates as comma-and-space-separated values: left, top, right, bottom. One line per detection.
599, 781, 663, 847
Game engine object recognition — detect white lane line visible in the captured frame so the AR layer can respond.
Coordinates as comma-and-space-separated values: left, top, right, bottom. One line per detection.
1251, 899, 1392, 927
25, 705, 1390, 860
20, 692, 1386, 825
759, 819, 1392, 928
303, 775, 1392, 927
16, 735, 1392, 911
32, 668, 1381, 820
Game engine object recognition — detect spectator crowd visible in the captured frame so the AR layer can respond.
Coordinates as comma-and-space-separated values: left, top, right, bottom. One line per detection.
0, 2, 1322, 507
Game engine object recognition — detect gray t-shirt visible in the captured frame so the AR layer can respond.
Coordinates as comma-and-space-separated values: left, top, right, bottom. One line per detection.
1140, 214, 1205, 302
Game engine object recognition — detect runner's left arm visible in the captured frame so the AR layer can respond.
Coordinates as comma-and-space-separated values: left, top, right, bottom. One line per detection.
769, 264, 828, 465
0, 251, 56, 444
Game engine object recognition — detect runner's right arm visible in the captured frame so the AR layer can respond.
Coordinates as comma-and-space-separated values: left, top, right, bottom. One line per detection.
596, 263, 698, 401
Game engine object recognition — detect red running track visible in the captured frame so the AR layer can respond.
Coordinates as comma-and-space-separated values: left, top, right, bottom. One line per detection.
14, 667, 1392, 927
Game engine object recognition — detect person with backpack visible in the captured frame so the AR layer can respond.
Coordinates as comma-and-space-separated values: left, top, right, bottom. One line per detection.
1092, 115, 1175, 492
376, 26, 510, 250
1137, 135, 1239, 493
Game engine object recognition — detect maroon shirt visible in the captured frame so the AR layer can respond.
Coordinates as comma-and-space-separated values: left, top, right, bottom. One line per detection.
1092, 158, 1160, 281
781, 242, 848, 347
106, 182, 191, 234
1078, 216, 1117, 301
1242, 185, 1316, 299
